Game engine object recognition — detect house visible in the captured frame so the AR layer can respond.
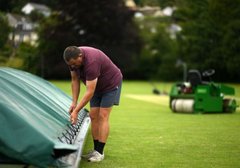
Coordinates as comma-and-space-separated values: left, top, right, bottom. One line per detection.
125, 0, 137, 10
162, 6, 176, 16
22, 2, 51, 17
6, 13, 38, 46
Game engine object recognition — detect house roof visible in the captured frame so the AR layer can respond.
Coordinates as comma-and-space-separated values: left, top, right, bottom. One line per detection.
25, 2, 50, 12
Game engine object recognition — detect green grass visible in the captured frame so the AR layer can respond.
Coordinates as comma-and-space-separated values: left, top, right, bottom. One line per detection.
51, 81, 240, 168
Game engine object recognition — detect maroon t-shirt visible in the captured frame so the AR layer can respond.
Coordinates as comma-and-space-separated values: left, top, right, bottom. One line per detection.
70, 46, 122, 93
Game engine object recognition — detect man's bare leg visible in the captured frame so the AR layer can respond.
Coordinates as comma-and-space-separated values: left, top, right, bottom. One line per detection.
89, 107, 100, 148
87, 107, 112, 162
97, 107, 112, 153
82, 107, 100, 159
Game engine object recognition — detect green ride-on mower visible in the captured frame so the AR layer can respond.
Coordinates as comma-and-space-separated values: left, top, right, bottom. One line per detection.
169, 69, 238, 113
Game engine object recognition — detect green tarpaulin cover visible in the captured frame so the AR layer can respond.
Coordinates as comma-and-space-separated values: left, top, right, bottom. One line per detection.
0, 68, 83, 167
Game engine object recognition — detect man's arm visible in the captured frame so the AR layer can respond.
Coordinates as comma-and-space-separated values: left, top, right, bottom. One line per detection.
70, 78, 98, 124
69, 71, 80, 113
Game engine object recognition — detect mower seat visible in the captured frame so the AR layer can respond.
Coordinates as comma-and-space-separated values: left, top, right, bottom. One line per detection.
187, 69, 202, 88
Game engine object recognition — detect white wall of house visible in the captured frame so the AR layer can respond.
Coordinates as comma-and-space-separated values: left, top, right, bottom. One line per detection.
7, 13, 38, 46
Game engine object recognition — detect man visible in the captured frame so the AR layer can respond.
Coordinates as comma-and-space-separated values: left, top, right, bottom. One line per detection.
63, 46, 122, 162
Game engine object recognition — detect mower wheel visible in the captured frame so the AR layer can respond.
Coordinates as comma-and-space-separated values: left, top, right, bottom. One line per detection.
223, 98, 237, 113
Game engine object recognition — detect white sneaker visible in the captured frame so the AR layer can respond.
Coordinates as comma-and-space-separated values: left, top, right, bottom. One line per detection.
81, 150, 96, 159
88, 151, 104, 162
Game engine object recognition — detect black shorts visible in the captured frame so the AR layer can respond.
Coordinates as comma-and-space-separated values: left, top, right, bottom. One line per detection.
90, 82, 122, 108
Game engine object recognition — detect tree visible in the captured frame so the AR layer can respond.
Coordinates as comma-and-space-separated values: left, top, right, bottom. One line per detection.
134, 0, 177, 7
36, 0, 142, 79
36, 12, 78, 78
157, 0, 177, 8
0, 12, 10, 49
174, 0, 240, 81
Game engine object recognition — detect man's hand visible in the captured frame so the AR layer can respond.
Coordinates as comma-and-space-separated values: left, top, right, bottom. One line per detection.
69, 103, 77, 114
70, 110, 78, 125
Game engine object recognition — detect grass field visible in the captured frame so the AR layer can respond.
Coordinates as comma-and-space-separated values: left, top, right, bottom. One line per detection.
52, 81, 240, 168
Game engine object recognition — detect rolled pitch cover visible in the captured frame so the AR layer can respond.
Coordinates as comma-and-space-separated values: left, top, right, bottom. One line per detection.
171, 99, 194, 113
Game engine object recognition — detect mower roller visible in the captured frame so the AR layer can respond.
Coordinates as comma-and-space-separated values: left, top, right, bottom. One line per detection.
169, 69, 238, 113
